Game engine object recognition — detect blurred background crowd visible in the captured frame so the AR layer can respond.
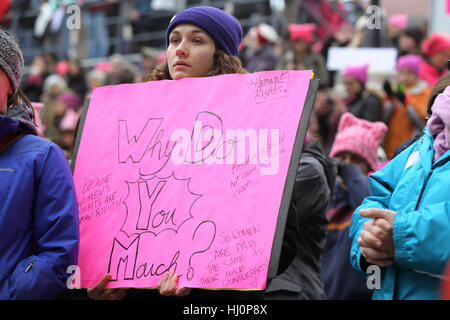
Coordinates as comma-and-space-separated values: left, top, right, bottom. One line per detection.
0, 0, 449, 163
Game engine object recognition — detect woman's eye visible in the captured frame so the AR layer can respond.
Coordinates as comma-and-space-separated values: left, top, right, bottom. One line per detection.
170, 38, 180, 44
193, 38, 203, 44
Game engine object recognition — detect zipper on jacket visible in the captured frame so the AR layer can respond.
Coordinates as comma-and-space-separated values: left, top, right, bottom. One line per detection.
25, 260, 36, 273
414, 169, 433, 211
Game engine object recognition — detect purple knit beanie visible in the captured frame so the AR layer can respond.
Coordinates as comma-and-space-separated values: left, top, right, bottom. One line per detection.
166, 6, 243, 57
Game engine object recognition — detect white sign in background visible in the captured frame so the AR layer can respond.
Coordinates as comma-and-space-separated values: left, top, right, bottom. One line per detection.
327, 47, 398, 73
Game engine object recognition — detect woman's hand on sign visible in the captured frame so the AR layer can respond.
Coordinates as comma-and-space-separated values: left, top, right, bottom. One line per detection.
87, 274, 127, 300
157, 271, 192, 297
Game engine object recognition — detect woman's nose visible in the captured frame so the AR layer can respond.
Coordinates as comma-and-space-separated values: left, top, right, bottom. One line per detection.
176, 48, 187, 57
176, 42, 188, 57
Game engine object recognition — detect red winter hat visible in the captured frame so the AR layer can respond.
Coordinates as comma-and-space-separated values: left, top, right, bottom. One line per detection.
329, 112, 387, 172
422, 33, 450, 57
288, 23, 316, 44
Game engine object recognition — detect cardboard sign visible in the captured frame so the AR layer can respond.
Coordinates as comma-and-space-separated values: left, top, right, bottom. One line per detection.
72, 70, 315, 290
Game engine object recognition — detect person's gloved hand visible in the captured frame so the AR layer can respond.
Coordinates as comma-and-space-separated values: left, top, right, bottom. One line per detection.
335, 159, 349, 176
383, 80, 394, 98
396, 91, 406, 104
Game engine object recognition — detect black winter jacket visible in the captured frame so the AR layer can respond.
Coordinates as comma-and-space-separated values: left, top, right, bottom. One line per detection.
264, 142, 336, 299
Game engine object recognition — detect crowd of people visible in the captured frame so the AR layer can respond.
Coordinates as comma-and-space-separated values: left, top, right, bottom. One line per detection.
1, 1, 450, 301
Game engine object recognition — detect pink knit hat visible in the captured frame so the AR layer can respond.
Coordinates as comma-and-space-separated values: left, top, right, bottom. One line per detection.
422, 33, 450, 57
56, 60, 69, 75
288, 23, 316, 44
342, 63, 369, 84
329, 112, 387, 172
388, 14, 408, 30
397, 54, 422, 75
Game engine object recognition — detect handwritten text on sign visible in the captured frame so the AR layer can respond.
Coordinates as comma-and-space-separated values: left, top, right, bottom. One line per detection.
73, 70, 312, 289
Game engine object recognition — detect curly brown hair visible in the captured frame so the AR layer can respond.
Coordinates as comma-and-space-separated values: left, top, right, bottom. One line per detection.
143, 49, 247, 82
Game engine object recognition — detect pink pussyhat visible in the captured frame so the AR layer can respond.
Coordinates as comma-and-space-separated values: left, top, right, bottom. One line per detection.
288, 23, 316, 44
342, 63, 369, 84
329, 112, 387, 172
388, 14, 408, 30
396, 54, 422, 76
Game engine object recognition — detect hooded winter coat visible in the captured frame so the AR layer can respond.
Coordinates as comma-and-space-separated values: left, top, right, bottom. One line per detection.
0, 104, 79, 299
350, 127, 450, 299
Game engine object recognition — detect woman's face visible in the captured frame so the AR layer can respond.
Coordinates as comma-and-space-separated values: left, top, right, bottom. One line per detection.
0, 69, 13, 114
293, 38, 310, 54
343, 76, 363, 98
430, 49, 450, 70
397, 67, 418, 87
398, 34, 416, 52
167, 24, 216, 80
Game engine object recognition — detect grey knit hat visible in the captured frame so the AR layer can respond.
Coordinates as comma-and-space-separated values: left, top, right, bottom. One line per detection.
0, 28, 24, 95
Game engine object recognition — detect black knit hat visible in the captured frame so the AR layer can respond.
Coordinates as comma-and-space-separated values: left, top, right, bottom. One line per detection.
166, 6, 243, 57
0, 28, 24, 95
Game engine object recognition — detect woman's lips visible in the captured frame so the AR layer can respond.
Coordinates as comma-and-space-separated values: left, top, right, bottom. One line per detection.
174, 61, 190, 68
174, 64, 188, 70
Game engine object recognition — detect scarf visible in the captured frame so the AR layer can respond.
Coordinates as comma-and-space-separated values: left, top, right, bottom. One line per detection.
0, 103, 37, 139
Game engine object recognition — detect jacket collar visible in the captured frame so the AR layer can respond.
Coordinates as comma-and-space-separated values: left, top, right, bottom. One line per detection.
419, 127, 450, 171
0, 104, 37, 139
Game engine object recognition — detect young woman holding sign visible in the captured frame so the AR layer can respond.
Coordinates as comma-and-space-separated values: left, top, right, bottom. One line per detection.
87, 5, 247, 300
0, 28, 79, 299
88, 5, 333, 300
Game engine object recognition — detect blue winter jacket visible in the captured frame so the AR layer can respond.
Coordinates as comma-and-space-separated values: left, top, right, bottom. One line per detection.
0, 108, 79, 299
350, 127, 450, 300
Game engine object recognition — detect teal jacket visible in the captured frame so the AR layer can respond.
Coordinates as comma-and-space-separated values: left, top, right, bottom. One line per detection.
350, 128, 450, 300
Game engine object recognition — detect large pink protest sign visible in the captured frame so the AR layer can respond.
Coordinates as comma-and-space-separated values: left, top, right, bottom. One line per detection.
72, 70, 313, 290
